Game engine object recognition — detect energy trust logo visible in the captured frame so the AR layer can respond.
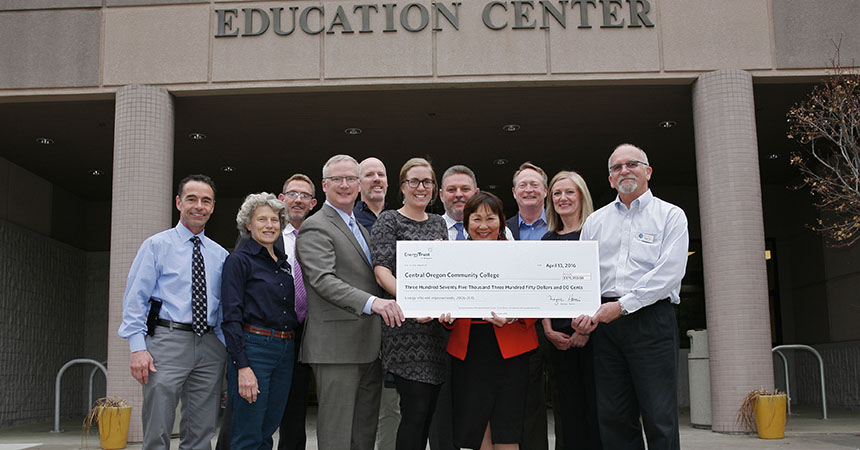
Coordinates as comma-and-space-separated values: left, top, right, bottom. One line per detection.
403, 247, 432, 259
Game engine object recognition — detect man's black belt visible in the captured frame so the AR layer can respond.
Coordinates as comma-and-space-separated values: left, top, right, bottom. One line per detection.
600, 296, 671, 305
156, 319, 212, 333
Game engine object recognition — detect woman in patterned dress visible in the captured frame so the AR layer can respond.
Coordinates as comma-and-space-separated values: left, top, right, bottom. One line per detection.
370, 157, 449, 450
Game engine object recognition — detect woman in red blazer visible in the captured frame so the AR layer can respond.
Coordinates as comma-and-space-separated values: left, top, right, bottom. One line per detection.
443, 192, 538, 450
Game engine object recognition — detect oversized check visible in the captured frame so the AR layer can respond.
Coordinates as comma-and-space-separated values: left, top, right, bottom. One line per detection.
396, 240, 600, 318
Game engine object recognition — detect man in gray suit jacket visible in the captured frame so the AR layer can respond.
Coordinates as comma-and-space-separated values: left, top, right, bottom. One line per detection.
296, 154, 405, 450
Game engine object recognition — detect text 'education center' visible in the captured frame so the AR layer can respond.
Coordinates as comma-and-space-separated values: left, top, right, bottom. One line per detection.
1, 0, 859, 439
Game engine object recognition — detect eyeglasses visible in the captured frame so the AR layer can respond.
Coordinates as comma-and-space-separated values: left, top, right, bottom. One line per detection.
403, 178, 435, 188
283, 191, 313, 200
609, 160, 648, 173
324, 176, 360, 185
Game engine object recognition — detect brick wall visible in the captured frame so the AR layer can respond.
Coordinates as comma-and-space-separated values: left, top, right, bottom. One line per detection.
0, 220, 107, 426
776, 342, 860, 411
82, 251, 109, 410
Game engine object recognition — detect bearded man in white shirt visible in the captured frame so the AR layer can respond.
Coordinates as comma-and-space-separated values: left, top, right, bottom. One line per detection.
576, 143, 689, 450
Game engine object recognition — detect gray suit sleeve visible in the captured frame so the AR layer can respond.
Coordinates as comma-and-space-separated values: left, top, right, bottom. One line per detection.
296, 216, 376, 317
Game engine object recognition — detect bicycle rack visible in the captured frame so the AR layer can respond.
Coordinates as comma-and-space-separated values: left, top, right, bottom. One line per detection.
88, 361, 107, 412
772, 345, 827, 419
51, 359, 108, 433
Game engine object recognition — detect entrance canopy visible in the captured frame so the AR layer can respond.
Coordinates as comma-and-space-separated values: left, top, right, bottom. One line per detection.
0, 81, 812, 250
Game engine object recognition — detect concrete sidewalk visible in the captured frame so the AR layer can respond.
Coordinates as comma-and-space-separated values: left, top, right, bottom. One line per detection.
1, 406, 857, 449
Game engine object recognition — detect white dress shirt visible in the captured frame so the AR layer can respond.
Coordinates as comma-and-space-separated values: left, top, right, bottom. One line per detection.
283, 222, 298, 269
580, 189, 689, 314
442, 213, 463, 241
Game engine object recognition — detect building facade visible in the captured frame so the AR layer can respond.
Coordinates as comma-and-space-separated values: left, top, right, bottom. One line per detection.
1, 0, 859, 439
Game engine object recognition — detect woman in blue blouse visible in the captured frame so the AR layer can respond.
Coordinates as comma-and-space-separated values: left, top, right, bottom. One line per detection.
221, 192, 299, 450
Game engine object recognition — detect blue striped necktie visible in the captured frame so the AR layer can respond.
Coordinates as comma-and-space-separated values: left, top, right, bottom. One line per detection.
348, 217, 372, 263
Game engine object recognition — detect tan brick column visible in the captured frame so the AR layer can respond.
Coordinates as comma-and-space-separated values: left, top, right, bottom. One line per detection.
692, 70, 774, 433
106, 85, 174, 442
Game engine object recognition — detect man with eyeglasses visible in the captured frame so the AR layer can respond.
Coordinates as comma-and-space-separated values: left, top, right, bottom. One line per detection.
275, 174, 318, 450
296, 154, 405, 450
576, 143, 689, 450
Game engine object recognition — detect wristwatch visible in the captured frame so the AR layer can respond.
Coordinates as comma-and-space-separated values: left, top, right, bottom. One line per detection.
619, 301, 630, 316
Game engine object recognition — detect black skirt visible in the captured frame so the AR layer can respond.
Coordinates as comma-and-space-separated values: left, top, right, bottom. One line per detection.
451, 323, 531, 449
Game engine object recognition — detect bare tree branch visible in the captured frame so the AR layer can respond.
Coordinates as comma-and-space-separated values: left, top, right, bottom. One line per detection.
788, 43, 860, 247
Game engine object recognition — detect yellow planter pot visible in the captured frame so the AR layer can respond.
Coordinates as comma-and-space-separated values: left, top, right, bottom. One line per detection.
754, 394, 787, 439
97, 405, 132, 449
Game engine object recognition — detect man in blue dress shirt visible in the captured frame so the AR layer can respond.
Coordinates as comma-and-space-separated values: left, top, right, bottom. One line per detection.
507, 162, 548, 241
118, 174, 229, 450
506, 162, 551, 450
578, 144, 689, 450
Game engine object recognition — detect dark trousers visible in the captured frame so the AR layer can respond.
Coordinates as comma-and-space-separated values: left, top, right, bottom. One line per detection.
278, 361, 312, 450
593, 301, 679, 450
215, 389, 231, 450
428, 360, 456, 450
521, 322, 550, 450
547, 341, 602, 450
393, 374, 442, 450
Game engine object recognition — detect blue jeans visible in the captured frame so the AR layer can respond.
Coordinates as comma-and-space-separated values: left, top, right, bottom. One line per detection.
227, 331, 295, 450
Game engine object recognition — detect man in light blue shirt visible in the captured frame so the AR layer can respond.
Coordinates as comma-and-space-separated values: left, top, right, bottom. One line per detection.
118, 174, 229, 450
506, 161, 551, 450
577, 144, 689, 450
506, 162, 548, 241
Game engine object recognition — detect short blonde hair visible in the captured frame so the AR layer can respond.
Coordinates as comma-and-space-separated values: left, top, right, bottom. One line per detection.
512, 162, 548, 187
236, 192, 287, 238
545, 171, 594, 233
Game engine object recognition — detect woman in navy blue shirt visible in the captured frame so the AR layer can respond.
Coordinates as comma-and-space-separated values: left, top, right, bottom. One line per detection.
221, 192, 299, 450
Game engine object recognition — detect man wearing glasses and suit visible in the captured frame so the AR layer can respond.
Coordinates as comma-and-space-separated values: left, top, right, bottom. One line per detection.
296, 154, 405, 450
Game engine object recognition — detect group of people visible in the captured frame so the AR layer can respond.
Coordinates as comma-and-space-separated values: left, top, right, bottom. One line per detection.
118, 143, 689, 450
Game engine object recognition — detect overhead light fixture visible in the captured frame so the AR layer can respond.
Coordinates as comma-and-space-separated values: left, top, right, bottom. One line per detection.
188, 132, 207, 140
768, 154, 780, 160
36, 137, 54, 145
502, 124, 520, 132
221, 166, 236, 173
658, 121, 677, 129
493, 158, 508, 165
487, 184, 498, 190
344, 127, 363, 135
89, 169, 104, 176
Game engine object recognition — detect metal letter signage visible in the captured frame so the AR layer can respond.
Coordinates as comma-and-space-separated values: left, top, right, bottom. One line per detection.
213, 0, 654, 37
